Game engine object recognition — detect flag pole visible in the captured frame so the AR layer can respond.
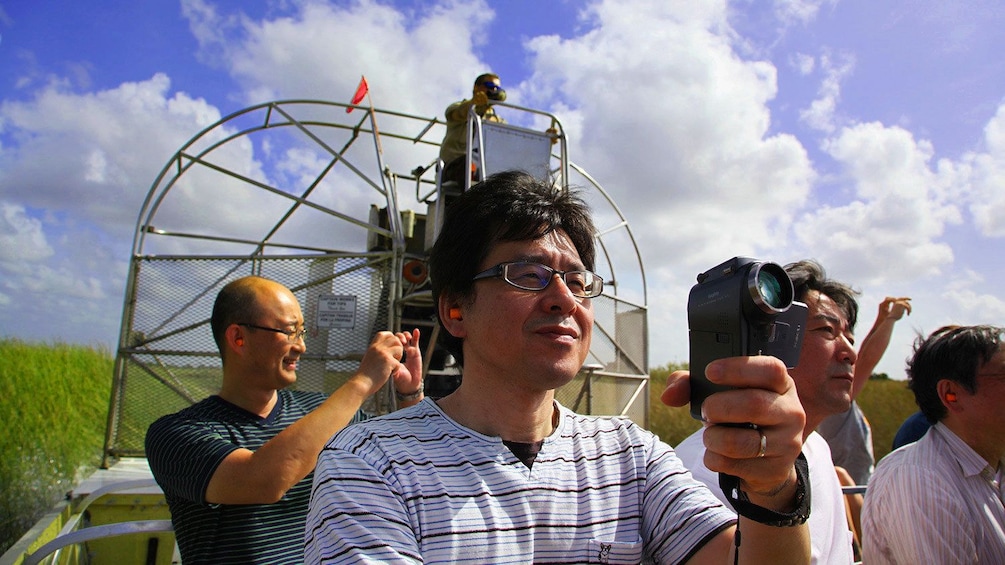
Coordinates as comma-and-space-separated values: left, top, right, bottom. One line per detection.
350, 77, 400, 284
347, 75, 383, 155
366, 84, 384, 155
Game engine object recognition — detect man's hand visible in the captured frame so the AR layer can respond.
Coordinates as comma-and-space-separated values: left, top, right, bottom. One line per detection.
392, 328, 423, 404
355, 331, 409, 396
879, 296, 912, 320
662, 356, 805, 502
471, 90, 489, 109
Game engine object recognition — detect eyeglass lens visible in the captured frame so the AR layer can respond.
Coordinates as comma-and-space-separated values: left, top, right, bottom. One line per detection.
504, 263, 599, 297
239, 323, 306, 342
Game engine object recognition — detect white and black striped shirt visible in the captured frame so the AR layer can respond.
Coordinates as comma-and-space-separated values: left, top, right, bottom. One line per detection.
306, 399, 734, 564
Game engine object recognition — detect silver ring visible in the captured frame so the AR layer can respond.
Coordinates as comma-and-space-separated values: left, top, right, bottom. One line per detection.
756, 429, 767, 458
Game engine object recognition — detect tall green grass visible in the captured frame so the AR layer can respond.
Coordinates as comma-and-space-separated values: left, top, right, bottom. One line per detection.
0, 339, 112, 555
857, 377, 918, 460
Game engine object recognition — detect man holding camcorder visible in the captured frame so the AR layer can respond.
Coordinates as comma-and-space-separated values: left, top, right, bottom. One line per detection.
438, 73, 506, 187
307, 171, 813, 564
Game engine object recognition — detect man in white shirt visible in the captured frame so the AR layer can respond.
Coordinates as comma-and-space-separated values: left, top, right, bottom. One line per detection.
861, 324, 1005, 564
675, 259, 860, 564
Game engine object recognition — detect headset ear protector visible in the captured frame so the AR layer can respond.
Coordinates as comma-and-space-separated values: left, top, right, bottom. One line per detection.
448, 307, 462, 320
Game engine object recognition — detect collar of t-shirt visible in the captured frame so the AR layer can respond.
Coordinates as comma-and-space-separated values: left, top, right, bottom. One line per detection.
503, 439, 545, 469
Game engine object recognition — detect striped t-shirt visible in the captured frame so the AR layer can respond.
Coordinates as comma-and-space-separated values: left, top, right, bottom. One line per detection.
305, 399, 735, 564
146, 389, 365, 565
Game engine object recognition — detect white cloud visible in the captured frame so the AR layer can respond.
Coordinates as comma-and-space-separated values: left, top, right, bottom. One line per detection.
0, 74, 223, 343
942, 269, 1005, 321
959, 102, 1005, 237
790, 52, 815, 75
0, 202, 53, 262
799, 49, 855, 133
181, 0, 497, 114
791, 122, 963, 287
0, 73, 222, 228
523, 0, 815, 276
773, 0, 837, 27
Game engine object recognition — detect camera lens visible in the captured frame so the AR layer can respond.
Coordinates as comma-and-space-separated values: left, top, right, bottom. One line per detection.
747, 262, 793, 314
757, 271, 785, 308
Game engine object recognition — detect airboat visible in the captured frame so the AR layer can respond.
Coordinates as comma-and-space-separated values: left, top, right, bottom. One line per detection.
2, 97, 649, 565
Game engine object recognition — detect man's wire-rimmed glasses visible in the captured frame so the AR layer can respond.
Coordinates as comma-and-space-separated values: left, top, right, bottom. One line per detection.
237, 323, 307, 342
472, 261, 604, 299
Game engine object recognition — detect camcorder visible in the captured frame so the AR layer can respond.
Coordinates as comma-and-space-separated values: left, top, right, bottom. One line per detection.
486, 87, 507, 102
687, 256, 808, 421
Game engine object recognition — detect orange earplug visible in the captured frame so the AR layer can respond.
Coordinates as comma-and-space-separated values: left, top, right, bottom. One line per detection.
945, 392, 957, 402
448, 307, 462, 320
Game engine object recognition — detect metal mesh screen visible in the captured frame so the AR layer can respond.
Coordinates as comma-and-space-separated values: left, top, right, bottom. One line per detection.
105, 254, 394, 458
100, 101, 653, 462
554, 294, 649, 425
554, 371, 648, 424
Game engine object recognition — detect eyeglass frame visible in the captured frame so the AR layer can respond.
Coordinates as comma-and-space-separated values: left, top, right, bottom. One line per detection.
237, 322, 307, 342
471, 261, 604, 299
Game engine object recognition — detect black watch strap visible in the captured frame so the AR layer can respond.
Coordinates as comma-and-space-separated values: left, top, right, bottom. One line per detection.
718, 452, 811, 527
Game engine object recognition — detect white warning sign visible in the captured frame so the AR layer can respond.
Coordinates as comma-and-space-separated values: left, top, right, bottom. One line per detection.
316, 294, 357, 329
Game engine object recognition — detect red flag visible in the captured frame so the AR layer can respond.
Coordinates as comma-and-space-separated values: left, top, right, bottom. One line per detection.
346, 76, 368, 113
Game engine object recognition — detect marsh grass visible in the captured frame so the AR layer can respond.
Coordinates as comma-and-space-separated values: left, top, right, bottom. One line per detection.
0, 339, 112, 555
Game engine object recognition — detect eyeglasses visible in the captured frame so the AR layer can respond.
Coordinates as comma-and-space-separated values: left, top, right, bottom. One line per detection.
237, 323, 307, 342
472, 261, 604, 299
481, 81, 501, 91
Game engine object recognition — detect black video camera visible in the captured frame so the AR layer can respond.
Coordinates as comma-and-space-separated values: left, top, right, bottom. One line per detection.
687, 256, 808, 421
486, 87, 507, 102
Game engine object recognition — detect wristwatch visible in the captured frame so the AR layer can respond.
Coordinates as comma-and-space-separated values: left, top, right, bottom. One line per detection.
395, 386, 423, 403
718, 452, 811, 527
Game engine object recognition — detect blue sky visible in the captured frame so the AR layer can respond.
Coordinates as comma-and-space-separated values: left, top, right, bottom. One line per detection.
2, 0, 1004, 381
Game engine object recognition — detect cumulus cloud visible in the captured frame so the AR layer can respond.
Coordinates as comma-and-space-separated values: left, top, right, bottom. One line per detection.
522, 0, 815, 275
942, 269, 1005, 321
0, 202, 53, 262
791, 122, 962, 287
0, 73, 221, 227
0, 74, 223, 342
959, 102, 1005, 237
181, 0, 496, 113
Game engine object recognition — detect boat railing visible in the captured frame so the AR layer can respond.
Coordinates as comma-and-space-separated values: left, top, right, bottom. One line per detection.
23, 521, 174, 565
842, 485, 867, 495
21, 479, 174, 565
